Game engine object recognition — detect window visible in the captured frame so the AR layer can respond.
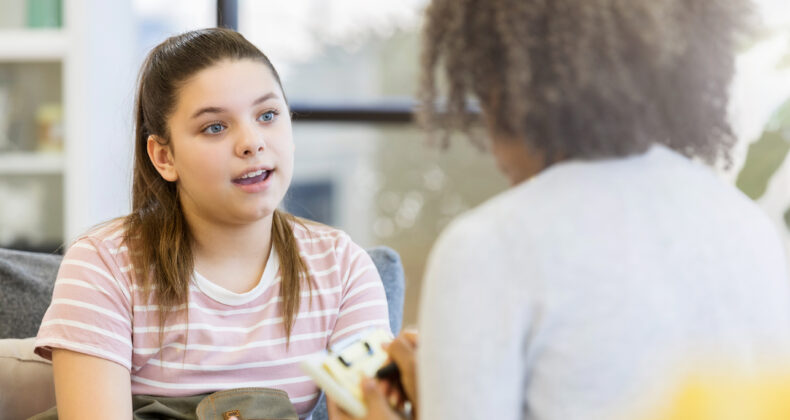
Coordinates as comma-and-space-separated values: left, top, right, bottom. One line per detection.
237, 1, 508, 324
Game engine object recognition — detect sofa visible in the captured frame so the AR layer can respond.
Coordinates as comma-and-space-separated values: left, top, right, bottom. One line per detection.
0, 246, 405, 420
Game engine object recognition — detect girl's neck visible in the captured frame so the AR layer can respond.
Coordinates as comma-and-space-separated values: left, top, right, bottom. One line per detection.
187, 212, 274, 270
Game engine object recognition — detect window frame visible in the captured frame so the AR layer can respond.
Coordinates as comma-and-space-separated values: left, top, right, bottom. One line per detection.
217, 0, 417, 124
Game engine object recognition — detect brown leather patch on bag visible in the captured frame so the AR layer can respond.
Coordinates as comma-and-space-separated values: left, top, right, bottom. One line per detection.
223, 410, 242, 420
195, 387, 298, 420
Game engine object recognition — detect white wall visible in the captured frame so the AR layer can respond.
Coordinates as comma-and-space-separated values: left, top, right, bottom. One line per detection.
64, 0, 135, 241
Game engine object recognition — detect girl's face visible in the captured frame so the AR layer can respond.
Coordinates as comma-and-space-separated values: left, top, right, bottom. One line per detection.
148, 59, 294, 227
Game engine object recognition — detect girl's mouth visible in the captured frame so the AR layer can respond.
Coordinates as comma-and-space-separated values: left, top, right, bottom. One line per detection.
232, 169, 272, 185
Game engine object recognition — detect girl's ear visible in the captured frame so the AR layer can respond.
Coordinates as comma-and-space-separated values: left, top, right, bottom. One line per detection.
146, 135, 178, 182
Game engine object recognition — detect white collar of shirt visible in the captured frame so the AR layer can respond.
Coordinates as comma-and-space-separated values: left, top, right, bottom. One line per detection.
192, 245, 280, 306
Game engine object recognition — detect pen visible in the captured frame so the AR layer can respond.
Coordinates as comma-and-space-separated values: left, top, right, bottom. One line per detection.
375, 361, 400, 381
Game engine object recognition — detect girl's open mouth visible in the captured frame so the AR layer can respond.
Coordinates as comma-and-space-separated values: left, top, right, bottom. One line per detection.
233, 169, 272, 185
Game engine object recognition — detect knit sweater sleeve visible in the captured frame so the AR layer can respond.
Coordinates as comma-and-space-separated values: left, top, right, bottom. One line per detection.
418, 213, 531, 420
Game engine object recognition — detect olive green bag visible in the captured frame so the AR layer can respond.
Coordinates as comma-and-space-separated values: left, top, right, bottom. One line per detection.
29, 387, 299, 420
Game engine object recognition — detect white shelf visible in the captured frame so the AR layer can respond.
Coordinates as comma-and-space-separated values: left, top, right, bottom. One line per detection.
0, 1, 136, 243
0, 29, 67, 61
0, 152, 64, 174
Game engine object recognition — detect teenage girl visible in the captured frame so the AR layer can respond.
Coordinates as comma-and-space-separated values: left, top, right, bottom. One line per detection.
34, 28, 390, 419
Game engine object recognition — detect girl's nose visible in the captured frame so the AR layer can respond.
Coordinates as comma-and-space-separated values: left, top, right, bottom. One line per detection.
239, 143, 265, 157
236, 124, 266, 157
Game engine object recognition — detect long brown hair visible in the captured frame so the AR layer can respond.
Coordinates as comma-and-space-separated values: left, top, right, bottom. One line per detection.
124, 28, 310, 341
419, 0, 751, 168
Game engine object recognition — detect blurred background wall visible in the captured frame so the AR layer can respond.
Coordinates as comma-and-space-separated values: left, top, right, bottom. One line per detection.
0, 0, 788, 325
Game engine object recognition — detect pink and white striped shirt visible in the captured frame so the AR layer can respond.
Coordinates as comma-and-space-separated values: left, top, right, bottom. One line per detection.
35, 220, 391, 418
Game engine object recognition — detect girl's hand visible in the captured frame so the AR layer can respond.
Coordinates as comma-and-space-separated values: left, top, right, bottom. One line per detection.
327, 378, 401, 420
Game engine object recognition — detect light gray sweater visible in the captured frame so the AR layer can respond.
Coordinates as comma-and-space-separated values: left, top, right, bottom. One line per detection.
418, 145, 790, 420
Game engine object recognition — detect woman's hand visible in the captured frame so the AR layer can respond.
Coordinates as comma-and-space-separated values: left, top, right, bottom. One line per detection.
327, 378, 402, 420
327, 330, 419, 420
383, 330, 418, 409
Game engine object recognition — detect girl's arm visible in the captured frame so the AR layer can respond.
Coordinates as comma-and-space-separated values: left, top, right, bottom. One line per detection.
35, 234, 136, 418
329, 237, 392, 345
52, 348, 132, 419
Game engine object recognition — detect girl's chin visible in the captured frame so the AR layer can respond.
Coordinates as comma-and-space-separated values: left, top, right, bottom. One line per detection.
236, 207, 280, 223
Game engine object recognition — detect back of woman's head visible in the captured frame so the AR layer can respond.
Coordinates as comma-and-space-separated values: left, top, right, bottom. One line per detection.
420, 0, 751, 166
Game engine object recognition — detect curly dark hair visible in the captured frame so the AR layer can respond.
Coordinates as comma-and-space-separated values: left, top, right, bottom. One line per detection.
418, 0, 752, 167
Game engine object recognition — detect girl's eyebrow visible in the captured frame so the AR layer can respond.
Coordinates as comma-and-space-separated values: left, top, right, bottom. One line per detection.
252, 92, 279, 106
190, 92, 280, 119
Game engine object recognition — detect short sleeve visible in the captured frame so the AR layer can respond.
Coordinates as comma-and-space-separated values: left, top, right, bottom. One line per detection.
329, 235, 391, 346
34, 237, 134, 370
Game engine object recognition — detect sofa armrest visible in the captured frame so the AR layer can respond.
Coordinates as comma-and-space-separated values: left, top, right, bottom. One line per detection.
0, 337, 56, 418
0, 248, 62, 339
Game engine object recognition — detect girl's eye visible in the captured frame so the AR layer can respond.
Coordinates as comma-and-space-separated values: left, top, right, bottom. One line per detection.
258, 111, 276, 122
203, 123, 225, 134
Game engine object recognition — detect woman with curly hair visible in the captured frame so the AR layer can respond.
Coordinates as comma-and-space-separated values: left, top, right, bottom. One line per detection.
329, 1, 790, 419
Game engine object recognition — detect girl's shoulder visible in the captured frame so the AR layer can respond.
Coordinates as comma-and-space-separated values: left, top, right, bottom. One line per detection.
57, 218, 137, 299
289, 217, 361, 257
66, 218, 130, 263
290, 217, 347, 242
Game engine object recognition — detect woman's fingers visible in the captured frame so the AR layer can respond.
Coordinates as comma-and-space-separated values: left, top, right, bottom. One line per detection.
361, 377, 398, 416
401, 329, 418, 346
329, 330, 420, 420
385, 331, 419, 405
327, 397, 353, 420
327, 379, 402, 420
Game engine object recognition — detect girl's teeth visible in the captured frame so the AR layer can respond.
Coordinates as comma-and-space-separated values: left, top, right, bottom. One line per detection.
242, 170, 265, 179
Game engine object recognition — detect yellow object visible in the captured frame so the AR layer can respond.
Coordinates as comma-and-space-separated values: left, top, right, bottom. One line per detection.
35, 103, 63, 152
653, 374, 790, 420
321, 329, 391, 401
300, 328, 393, 418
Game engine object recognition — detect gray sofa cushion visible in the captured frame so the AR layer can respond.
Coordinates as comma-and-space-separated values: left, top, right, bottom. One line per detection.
0, 248, 61, 339
366, 246, 405, 336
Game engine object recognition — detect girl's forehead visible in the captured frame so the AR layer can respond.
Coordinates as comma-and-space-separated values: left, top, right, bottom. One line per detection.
174, 59, 284, 115
183, 59, 280, 93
